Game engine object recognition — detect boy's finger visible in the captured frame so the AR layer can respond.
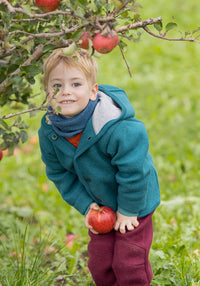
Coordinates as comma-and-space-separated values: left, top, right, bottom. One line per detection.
90, 227, 99, 234
133, 219, 139, 227
114, 221, 120, 231
127, 223, 134, 231
119, 222, 126, 234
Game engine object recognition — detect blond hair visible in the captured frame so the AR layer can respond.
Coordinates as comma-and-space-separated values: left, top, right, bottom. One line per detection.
43, 49, 98, 88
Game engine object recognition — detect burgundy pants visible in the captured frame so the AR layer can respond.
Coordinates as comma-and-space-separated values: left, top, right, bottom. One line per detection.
88, 212, 154, 286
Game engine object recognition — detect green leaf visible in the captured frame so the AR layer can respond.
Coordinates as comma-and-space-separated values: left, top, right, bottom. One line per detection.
134, 14, 142, 22
19, 121, 29, 130
25, 39, 35, 53
1, 11, 11, 27
62, 42, 76, 56
154, 21, 163, 32
21, 5, 32, 15
119, 40, 127, 50
20, 63, 41, 78
0, 119, 9, 131
11, 40, 32, 51
71, 30, 82, 41
20, 130, 28, 143
79, 0, 88, 5
55, 106, 62, 114
165, 22, 177, 32
43, 44, 56, 53
86, 3, 98, 13
26, 77, 36, 84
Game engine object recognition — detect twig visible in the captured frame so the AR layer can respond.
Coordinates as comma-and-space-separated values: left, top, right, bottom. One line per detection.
0, 10, 84, 24
3, 18, 49, 23
8, 24, 88, 40
0, 59, 9, 64
1, 105, 48, 119
143, 26, 200, 42
0, 1, 85, 23
0, 0, 15, 13
116, 17, 162, 32
118, 42, 132, 78
1, 94, 49, 120
111, 0, 135, 16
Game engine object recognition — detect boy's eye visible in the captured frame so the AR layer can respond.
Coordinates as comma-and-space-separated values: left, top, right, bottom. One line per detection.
53, 83, 62, 88
72, 83, 80, 87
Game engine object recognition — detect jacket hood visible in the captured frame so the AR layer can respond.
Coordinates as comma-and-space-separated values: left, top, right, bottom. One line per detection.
92, 84, 135, 134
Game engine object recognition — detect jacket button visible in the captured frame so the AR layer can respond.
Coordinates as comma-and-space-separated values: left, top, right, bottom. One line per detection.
85, 178, 91, 182
52, 134, 58, 140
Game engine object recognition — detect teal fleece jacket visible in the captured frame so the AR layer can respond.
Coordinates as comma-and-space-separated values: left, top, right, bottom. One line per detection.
38, 85, 160, 217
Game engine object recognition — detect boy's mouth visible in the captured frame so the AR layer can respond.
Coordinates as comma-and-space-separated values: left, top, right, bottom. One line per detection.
59, 99, 75, 104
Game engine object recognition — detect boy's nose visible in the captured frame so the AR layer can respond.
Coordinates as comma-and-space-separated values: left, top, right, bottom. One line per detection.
62, 86, 71, 95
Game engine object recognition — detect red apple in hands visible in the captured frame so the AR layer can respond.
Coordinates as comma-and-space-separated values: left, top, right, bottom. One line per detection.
93, 30, 119, 54
79, 32, 92, 49
35, 0, 60, 12
0, 150, 3, 161
88, 206, 116, 234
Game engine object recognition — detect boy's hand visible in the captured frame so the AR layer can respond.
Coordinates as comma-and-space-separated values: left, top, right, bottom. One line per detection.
85, 203, 100, 234
114, 211, 139, 234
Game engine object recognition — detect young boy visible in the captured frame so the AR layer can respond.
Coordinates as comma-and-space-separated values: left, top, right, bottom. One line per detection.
38, 49, 160, 286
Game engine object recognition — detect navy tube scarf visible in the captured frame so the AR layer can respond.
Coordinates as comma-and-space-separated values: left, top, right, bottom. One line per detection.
48, 96, 99, 138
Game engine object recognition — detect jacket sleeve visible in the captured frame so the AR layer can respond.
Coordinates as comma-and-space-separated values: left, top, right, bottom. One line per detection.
107, 119, 151, 216
38, 128, 93, 215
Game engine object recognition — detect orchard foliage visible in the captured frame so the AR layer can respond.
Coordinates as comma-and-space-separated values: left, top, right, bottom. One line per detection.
0, 0, 199, 153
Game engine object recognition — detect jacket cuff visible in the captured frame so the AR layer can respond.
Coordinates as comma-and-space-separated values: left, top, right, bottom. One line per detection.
83, 201, 94, 216
118, 206, 138, 217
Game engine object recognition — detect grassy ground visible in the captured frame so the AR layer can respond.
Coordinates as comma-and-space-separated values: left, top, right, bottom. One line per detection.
0, 1, 200, 285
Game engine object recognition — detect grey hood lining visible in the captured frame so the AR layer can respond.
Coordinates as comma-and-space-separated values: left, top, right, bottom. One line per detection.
92, 91, 122, 135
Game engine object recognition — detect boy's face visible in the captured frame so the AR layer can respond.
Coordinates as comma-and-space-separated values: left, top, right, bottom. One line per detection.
47, 62, 98, 118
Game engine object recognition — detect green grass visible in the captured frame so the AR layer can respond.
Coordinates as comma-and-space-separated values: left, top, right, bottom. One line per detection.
1, 0, 200, 285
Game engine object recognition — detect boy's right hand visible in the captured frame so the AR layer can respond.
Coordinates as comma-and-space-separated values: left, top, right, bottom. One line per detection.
85, 203, 100, 234
114, 211, 139, 234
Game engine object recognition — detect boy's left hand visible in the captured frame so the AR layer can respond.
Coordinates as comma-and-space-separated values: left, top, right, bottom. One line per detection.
114, 211, 139, 234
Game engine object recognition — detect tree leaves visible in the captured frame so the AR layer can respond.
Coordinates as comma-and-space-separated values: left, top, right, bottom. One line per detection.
0, 117, 29, 153
0, 1, 199, 153
154, 21, 177, 35
20, 62, 42, 84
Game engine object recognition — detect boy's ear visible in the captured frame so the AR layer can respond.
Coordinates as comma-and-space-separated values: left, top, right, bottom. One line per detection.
90, 83, 98, 101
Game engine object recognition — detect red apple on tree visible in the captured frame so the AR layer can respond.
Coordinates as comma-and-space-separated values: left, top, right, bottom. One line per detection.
88, 206, 116, 234
35, 0, 60, 12
93, 30, 119, 54
78, 31, 92, 49
0, 150, 3, 161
